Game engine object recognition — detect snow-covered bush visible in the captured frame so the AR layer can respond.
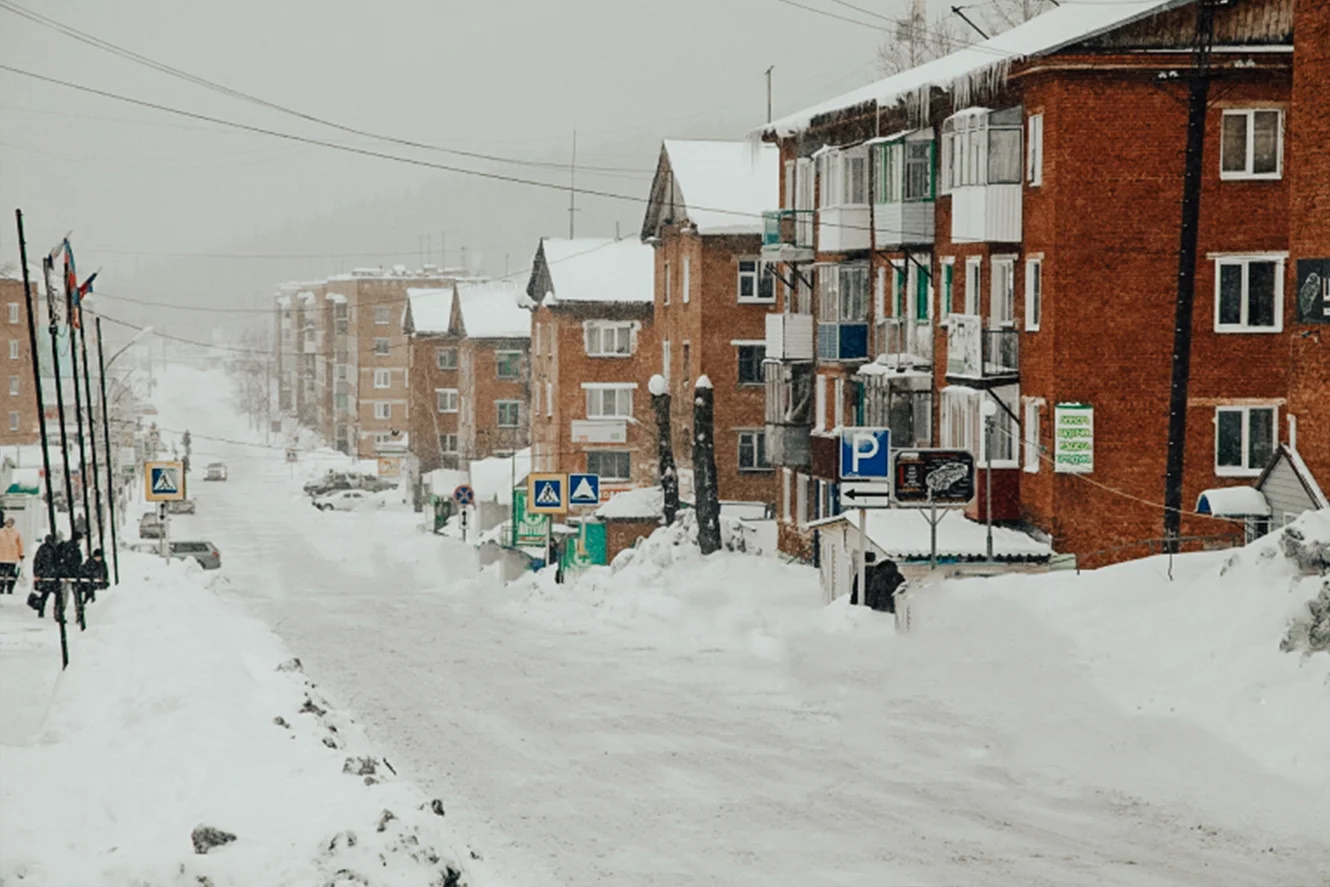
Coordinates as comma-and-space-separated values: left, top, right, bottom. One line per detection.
1282, 579, 1330, 656
611, 509, 747, 574
1279, 523, 1330, 575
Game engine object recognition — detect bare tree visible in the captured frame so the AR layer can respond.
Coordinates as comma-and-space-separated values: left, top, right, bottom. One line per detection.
875, 0, 1059, 76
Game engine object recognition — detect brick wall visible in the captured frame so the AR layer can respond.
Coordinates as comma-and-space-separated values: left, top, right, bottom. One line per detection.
0, 278, 39, 445
408, 335, 462, 471
462, 338, 530, 460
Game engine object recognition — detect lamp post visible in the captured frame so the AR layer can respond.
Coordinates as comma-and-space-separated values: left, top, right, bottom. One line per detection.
102, 324, 154, 372
981, 398, 997, 562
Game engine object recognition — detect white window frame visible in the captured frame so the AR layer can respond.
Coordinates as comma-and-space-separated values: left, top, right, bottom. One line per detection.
373, 401, 392, 420
940, 257, 956, 320
8, 411, 19, 432
496, 399, 521, 428
1219, 109, 1283, 181
8, 375, 18, 396
1025, 257, 1042, 331
436, 347, 457, 370
495, 350, 522, 380
8, 340, 18, 360
583, 383, 635, 418
664, 260, 672, 306
964, 257, 981, 315
782, 468, 792, 521
373, 306, 391, 325
991, 256, 1015, 328
436, 388, 459, 414
1213, 254, 1285, 333
737, 430, 771, 472
373, 338, 390, 356
1023, 398, 1043, 473
533, 384, 540, 417
1027, 113, 1044, 187
662, 339, 672, 382
373, 369, 391, 389
814, 373, 827, 432
795, 471, 809, 525
682, 256, 691, 304
586, 450, 631, 482
583, 321, 635, 357
7, 303, 18, 324
1214, 404, 1278, 477
737, 258, 775, 304
545, 381, 553, 417
833, 378, 844, 429
439, 433, 458, 454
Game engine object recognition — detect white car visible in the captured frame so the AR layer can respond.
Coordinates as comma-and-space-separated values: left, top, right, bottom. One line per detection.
312, 489, 382, 512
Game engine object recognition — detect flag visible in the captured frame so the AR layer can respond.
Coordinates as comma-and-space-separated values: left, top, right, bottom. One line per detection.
78, 271, 98, 298
62, 239, 80, 329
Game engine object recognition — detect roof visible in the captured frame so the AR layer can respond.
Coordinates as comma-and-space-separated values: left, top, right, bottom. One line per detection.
405, 287, 454, 335
1196, 486, 1271, 518
595, 486, 664, 520
469, 448, 532, 503
644, 140, 779, 236
807, 509, 1052, 561
455, 278, 531, 339
536, 238, 654, 305
1254, 444, 1329, 510
761, 0, 1188, 138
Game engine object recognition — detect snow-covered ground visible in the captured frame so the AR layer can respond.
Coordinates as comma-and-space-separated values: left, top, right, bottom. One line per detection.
4, 362, 1328, 887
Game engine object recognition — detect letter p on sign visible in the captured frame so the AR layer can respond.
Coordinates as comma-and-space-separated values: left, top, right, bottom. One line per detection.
839, 427, 890, 480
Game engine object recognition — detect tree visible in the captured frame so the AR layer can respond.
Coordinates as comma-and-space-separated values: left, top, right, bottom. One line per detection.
692, 376, 721, 555
875, 0, 1059, 76
649, 374, 679, 526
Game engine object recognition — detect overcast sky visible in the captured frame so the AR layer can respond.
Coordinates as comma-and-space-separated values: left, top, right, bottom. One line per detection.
0, 0, 916, 339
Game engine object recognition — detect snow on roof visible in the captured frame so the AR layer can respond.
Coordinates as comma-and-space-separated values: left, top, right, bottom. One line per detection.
468, 448, 532, 503
761, 0, 1186, 138
661, 140, 779, 235
405, 287, 454, 335
424, 468, 468, 498
1196, 486, 1272, 518
808, 509, 1052, 561
540, 238, 654, 305
1281, 446, 1330, 509
455, 278, 530, 339
595, 486, 664, 520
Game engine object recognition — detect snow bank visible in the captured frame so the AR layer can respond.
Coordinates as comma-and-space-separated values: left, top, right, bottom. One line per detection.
594, 485, 663, 520
0, 552, 482, 887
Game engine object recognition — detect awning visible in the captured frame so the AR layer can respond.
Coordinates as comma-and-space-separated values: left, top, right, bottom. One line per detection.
1196, 486, 1271, 517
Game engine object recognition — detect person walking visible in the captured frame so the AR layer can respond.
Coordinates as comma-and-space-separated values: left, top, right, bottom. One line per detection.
0, 517, 23, 594
82, 549, 108, 603
30, 534, 60, 619
58, 532, 87, 608
868, 558, 907, 614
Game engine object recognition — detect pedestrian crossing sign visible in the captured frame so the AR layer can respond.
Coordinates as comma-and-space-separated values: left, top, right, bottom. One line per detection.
145, 460, 186, 502
527, 473, 568, 515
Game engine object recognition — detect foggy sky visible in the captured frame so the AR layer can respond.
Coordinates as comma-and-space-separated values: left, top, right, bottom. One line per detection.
0, 0, 900, 340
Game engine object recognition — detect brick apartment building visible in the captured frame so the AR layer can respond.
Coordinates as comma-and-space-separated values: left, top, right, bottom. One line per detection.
757, 0, 1324, 564
527, 238, 657, 499
404, 279, 531, 472
0, 273, 39, 445
641, 139, 781, 507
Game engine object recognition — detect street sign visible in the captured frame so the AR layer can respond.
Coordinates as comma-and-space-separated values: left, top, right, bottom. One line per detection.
893, 449, 976, 505
839, 427, 891, 480
527, 473, 568, 515
285, 448, 298, 463
839, 481, 894, 510
144, 460, 186, 502
568, 473, 600, 506
1054, 403, 1094, 474
511, 488, 549, 546
453, 484, 475, 506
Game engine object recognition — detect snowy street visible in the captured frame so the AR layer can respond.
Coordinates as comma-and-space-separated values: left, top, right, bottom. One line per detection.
112, 365, 1329, 887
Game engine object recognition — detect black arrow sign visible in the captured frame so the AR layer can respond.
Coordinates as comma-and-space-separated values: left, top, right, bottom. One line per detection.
843, 488, 892, 501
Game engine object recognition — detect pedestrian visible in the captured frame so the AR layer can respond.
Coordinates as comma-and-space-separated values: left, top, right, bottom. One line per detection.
850, 551, 877, 606
0, 517, 23, 595
868, 558, 907, 614
82, 548, 108, 603
30, 534, 60, 619
58, 532, 86, 607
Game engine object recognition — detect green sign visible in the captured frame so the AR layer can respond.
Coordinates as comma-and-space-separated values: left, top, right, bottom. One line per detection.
562, 522, 607, 570
511, 488, 549, 547
1054, 403, 1094, 474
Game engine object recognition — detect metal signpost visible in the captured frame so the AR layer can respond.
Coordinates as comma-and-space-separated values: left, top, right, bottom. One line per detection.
893, 449, 977, 569
839, 428, 891, 607
453, 484, 475, 542
527, 473, 568, 570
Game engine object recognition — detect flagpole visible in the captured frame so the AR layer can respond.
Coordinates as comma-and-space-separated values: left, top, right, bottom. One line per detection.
78, 310, 105, 562
62, 246, 94, 564
42, 254, 84, 632
95, 318, 120, 586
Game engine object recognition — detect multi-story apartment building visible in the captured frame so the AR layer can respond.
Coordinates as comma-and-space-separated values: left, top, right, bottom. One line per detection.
527, 238, 656, 500
0, 273, 40, 445
404, 286, 461, 471
641, 139, 781, 507
759, 0, 1323, 564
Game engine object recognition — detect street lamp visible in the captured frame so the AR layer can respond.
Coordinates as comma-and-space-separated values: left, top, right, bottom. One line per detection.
981, 398, 997, 562
104, 325, 154, 372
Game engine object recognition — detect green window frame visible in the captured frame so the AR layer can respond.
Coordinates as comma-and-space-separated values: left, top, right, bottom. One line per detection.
915, 266, 930, 321
894, 263, 907, 317
942, 263, 954, 316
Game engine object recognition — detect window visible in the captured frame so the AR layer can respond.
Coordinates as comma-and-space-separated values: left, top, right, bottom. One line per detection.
335, 394, 348, 411
814, 374, 827, 432
682, 256, 691, 304
737, 344, 766, 385
333, 302, 348, 333
816, 263, 870, 361
738, 430, 770, 471
8, 375, 17, 396
545, 381, 553, 417
941, 259, 955, 318
533, 384, 541, 417
335, 363, 349, 381
1220, 110, 1282, 179
874, 141, 901, 204
991, 257, 1015, 327
584, 321, 634, 357
587, 450, 631, 481
1027, 113, 1044, 186
374, 306, 391, 325
496, 400, 521, 427
373, 369, 391, 389
8, 340, 18, 360
942, 387, 1017, 467
585, 385, 633, 418
436, 347, 457, 370
1023, 399, 1042, 473
439, 433, 458, 454
534, 324, 541, 355
373, 433, 393, 447
682, 342, 691, 386
943, 107, 1023, 189
7, 411, 17, 432
795, 471, 809, 524
437, 388, 459, 413
662, 339, 672, 381
496, 350, 522, 379
892, 262, 907, 317
373, 338, 390, 356
664, 261, 671, 306
737, 259, 775, 302
782, 468, 792, 521
904, 141, 934, 201
964, 257, 981, 315
7, 303, 17, 324
1025, 258, 1042, 331
374, 402, 391, 420
1215, 405, 1276, 475
1215, 256, 1283, 332
843, 151, 867, 205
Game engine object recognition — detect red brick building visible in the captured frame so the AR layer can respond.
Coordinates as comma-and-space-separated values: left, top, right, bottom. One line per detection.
759, 0, 1321, 564
527, 238, 657, 499
404, 286, 461, 471
0, 274, 40, 446
641, 139, 780, 507
454, 279, 531, 462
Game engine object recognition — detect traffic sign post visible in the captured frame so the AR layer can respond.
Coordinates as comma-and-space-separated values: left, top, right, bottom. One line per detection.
453, 484, 475, 542
893, 449, 977, 570
838, 428, 890, 609
144, 460, 186, 502
527, 473, 568, 515
568, 473, 600, 507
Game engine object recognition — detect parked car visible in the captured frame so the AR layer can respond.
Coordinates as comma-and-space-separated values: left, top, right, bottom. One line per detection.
360, 476, 398, 493
165, 498, 196, 515
304, 472, 354, 497
205, 462, 228, 481
139, 512, 165, 539
312, 489, 381, 512
129, 540, 221, 570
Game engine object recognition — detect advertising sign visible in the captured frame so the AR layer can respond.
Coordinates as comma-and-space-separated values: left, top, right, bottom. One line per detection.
892, 449, 976, 504
1054, 404, 1094, 474
511, 488, 549, 547
1296, 259, 1330, 324
561, 522, 607, 570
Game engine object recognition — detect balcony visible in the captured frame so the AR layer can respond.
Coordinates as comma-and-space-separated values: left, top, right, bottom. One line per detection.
762, 210, 815, 263
764, 361, 812, 469
765, 312, 814, 361
876, 316, 933, 368
859, 370, 933, 450
816, 322, 870, 363
951, 184, 1022, 243
571, 419, 628, 444
945, 314, 1019, 385
817, 205, 870, 253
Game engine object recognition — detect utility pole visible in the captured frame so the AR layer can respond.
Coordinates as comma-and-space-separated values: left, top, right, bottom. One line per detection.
568, 130, 577, 239
765, 66, 774, 123
95, 318, 120, 586
1163, 0, 1221, 551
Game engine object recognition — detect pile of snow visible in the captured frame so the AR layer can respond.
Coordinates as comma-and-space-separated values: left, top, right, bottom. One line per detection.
0, 552, 483, 887
594, 485, 664, 520
659, 139, 778, 235
469, 449, 530, 504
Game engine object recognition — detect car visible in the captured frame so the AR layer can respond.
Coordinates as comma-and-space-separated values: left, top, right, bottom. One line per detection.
205, 462, 228, 481
165, 498, 196, 515
139, 512, 165, 539
360, 476, 398, 493
129, 540, 221, 570
304, 472, 354, 497
312, 489, 381, 512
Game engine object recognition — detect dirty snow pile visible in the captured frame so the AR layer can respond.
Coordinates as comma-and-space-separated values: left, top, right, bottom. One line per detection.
0, 552, 482, 887
930, 508, 1330, 789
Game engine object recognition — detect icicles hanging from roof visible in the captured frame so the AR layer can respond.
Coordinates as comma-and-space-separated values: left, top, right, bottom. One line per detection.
955, 58, 1014, 109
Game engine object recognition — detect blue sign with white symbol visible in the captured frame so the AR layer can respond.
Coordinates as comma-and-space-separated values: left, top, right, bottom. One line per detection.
530, 475, 567, 514
839, 427, 891, 480
568, 473, 600, 506
453, 484, 474, 505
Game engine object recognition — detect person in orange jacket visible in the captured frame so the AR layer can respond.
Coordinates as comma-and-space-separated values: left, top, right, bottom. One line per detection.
0, 517, 23, 595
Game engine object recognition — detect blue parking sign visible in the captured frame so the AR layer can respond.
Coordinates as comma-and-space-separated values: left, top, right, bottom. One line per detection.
839, 428, 891, 480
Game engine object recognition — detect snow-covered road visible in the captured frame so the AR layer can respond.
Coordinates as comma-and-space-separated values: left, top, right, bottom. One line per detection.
160, 367, 1330, 887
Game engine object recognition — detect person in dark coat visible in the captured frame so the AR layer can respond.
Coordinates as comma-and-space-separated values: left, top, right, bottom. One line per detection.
868, 558, 907, 614
850, 551, 877, 606
58, 532, 86, 606
30, 534, 60, 619
82, 548, 108, 603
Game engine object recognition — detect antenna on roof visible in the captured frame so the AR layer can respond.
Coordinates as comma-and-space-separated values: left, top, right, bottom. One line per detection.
568, 130, 578, 239
765, 66, 774, 123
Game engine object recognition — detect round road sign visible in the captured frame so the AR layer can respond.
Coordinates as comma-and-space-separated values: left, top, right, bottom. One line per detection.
453, 484, 475, 505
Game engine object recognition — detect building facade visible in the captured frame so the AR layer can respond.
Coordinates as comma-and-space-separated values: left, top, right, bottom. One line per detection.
0, 275, 40, 446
